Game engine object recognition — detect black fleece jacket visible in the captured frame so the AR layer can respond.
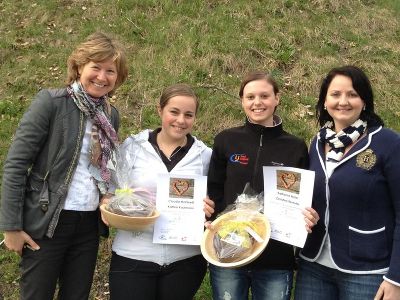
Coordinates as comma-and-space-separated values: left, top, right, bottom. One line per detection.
207, 118, 309, 270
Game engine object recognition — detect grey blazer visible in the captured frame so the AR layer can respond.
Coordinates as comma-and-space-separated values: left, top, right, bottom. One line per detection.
0, 88, 119, 239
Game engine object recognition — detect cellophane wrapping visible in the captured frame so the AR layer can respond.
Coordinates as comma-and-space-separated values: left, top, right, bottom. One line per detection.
213, 183, 264, 262
106, 147, 156, 217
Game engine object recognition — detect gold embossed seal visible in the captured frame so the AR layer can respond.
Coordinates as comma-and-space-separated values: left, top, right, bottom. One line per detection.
356, 149, 377, 170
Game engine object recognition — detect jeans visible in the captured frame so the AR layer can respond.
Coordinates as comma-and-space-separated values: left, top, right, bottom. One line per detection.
19, 210, 99, 300
209, 264, 293, 300
109, 252, 207, 300
294, 259, 383, 300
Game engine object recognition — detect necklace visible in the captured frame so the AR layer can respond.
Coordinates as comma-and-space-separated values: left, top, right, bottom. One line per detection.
156, 135, 187, 161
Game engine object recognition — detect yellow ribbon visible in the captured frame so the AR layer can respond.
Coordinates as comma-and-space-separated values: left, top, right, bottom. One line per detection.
115, 188, 134, 196
217, 220, 261, 248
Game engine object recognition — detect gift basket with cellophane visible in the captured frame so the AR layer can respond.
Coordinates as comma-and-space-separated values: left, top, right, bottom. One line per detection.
100, 147, 159, 230
201, 184, 271, 268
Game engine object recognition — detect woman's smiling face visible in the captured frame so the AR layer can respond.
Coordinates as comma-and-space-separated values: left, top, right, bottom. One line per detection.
78, 59, 117, 98
325, 75, 365, 132
241, 79, 280, 126
158, 95, 197, 142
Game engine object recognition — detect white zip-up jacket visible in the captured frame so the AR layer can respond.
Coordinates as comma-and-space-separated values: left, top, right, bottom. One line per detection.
112, 129, 212, 265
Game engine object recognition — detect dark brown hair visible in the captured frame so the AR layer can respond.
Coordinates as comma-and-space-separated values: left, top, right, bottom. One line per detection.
316, 65, 384, 127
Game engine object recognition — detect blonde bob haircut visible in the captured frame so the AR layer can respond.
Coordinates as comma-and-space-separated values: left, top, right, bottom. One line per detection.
67, 32, 128, 96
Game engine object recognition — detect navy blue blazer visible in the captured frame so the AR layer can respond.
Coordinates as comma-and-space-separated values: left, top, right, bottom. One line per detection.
300, 126, 400, 285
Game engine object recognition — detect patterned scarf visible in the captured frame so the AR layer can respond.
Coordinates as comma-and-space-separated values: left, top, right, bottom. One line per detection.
318, 119, 367, 162
67, 81, 118, 183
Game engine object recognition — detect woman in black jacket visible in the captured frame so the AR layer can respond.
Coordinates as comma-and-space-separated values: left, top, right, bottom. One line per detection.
207, 71, 318, 300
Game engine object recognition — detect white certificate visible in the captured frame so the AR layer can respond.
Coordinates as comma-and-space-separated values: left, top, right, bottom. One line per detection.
263, 166, 315, 248
153, 174, 207, 245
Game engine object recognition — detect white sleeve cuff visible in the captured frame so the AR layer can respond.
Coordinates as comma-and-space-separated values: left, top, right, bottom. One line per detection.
383, 276, 400, 287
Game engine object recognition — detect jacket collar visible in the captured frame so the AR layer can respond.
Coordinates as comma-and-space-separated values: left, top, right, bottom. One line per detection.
245, 115, 283, 139
129, 129, 209, 154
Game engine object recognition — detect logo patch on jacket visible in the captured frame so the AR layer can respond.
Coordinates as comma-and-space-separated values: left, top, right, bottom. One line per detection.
229, 154, 249, 165
356, 149, 377, 170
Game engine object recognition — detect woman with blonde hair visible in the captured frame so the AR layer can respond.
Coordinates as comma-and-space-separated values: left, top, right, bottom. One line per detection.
0, 32, 128, 299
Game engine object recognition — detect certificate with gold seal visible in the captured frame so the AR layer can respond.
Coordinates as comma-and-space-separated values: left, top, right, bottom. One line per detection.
263, 166, 315, 248
153, 174, 207, 245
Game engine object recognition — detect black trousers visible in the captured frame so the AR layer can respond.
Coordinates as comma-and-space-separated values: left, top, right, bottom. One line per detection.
19, 210, 100, 300
109, 252, 207, 300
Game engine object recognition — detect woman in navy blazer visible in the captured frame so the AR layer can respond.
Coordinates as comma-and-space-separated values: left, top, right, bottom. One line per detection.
295, 66, 400, 300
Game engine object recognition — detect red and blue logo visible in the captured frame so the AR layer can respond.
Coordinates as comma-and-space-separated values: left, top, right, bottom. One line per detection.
229, 154, 249, 165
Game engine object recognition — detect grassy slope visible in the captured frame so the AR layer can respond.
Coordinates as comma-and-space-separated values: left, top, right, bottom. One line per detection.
0, 0, 399, 299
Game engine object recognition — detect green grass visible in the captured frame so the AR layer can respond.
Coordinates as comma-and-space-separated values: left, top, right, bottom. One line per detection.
0, 0, 399, 299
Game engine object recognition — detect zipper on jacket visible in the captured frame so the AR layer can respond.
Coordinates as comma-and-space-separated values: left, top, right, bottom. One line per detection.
251, 134, 263, 188
46, 112, 85, 237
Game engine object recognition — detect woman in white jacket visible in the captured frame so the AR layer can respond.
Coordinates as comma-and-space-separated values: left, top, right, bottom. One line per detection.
106, 84, 214, 300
